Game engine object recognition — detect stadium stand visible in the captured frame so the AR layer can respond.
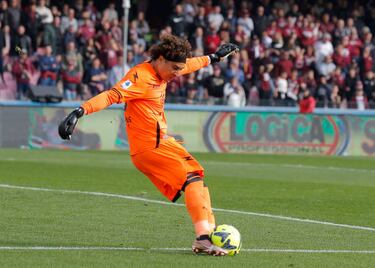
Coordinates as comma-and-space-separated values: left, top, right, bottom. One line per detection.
0, 0, 374, 110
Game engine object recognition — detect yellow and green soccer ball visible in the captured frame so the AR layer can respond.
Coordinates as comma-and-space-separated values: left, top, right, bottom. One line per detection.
210, 224, 242, 256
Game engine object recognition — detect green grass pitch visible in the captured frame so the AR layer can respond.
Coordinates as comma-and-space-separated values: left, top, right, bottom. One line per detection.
0, 149, 374, 267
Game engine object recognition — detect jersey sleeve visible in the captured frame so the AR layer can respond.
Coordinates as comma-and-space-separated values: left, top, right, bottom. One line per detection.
81, 67, 149, 115
111, 67, 149, 102
178, 56, 210, 76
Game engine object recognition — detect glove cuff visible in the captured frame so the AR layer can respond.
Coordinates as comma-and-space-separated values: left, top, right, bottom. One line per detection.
75, 107, 85, 118
208, 54, 220, 64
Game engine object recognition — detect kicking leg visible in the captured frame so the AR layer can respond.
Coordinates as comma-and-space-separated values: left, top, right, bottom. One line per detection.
184, 173, 227, 256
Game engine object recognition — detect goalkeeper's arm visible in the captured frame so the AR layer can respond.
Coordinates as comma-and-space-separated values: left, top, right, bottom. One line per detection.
58, 89, 122, 140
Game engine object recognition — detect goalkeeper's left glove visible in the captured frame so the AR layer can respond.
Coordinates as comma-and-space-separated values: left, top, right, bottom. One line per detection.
58, 107, 84, 140
208, 43, 240, 63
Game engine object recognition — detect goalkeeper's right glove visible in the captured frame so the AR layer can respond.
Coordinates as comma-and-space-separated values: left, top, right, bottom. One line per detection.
208, 43, 240, 63
58, 107, 85, 140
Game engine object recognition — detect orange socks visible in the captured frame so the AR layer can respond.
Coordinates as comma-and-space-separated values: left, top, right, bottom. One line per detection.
185, 180, 216, 236
203, 185, 216, 230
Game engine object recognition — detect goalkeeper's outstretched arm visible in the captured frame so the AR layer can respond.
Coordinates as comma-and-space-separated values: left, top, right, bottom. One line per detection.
58, 89, 122, 140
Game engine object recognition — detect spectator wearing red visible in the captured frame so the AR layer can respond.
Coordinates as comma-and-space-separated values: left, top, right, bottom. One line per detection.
359, 46, 373, 76
276, 51, 293, 77
78, 18, 96, 43
319, 13, 335, 35
300, 19, 316, 47
283, 16, 298, 38
348, 29, 363, 61
12, 50, 35, 100
299, 89, 316, 113
332, 43, 351, 71
204, 26, 220, 54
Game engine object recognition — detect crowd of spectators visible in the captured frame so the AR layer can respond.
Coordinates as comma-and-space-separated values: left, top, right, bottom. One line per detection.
1, 0, 375, 110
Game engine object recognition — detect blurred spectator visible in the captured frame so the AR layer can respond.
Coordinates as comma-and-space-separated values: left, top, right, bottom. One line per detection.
51, 16, 63, 54
330, 84, 342, 108
350, 81, 368, 110
193, 4, 207, 30
226, 58, 245, 84
61, 8, 78, 34
0, 0, 10, 27
274, 71, 288, 105
224, 76, 246, 107
204, 26, 220, 54
63, 41, 83, 75
363, 71, 375, 103
22, 2, 38, 51
87, 57, 107, 96
185, 72, 199, 104
102, 39, 121, 70
107, 55, 128, 87
102, 2, 118, 24
237, 9, 253, 38
137, 11, 150, 38
61, 60, 81, 101
8, 0, 21, 33
204, 64, 225, 104
110, 18, 122, 43
78, 17, 96, 44
253, 6, 268, 38
315, 76, 331, 108
38, 45, 59, 86
12, 25, 32, 56
190, 26, 204, 51
11, 50, 35, 99
299, 89, 316, 113
344, 67, 359, 101
82, 37, 97, 69
168, 4, 186, 37
316, 55, 336, 78
96, 20, 112, 51
207, 5, 223, 33
36, 0, 53, 25
314, 33, 333, 64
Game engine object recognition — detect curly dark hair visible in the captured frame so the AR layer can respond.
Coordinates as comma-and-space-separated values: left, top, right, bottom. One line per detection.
148, 34, 192, 63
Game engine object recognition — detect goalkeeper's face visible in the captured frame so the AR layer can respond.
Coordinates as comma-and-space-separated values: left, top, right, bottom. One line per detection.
154, 56, 185, 81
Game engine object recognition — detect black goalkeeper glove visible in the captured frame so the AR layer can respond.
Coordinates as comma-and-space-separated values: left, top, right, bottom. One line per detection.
208, 43, 240, 63
58, 107, 85, 140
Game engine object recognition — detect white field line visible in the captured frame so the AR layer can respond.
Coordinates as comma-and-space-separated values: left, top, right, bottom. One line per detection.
0, 246, 374, 254
1, 184, 375, 233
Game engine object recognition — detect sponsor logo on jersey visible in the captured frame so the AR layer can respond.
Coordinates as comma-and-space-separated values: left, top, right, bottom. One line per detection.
121, 80, 133, 89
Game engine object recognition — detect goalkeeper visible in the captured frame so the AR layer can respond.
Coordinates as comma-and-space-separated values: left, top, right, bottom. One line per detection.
58, 34, 238, 256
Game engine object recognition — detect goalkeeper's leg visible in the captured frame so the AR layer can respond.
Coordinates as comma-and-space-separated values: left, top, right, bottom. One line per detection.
203, 184, 216, 231
184, 176, 227, 256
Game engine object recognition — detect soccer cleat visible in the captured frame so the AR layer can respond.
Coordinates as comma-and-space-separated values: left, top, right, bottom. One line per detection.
192, 235, 228, 256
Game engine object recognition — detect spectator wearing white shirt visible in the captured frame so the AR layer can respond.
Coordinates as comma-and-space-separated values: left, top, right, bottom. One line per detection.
314, 33, 334, 63
224, 77, 246, 107
237, 9, 254, 38
36, 0, 53, 24
207, 5, 224, 32
316, 55, 336, 78
61, 8, 78, 34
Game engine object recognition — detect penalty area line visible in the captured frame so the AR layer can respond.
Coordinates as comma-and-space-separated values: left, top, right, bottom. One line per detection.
1, 183, 375, 232
0, 246, 374, 254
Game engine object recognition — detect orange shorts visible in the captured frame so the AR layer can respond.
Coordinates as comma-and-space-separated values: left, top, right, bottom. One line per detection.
131, 137, 204, 202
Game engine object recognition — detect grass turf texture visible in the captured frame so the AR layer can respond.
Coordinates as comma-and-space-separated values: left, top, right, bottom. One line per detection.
0, 148, 374, 267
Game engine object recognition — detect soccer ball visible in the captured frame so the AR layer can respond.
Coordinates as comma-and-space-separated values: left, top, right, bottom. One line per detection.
210, 224, 242, 256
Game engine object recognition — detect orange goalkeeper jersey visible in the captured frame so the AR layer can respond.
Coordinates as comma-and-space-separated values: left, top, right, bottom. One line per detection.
81, 56, 210, 155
